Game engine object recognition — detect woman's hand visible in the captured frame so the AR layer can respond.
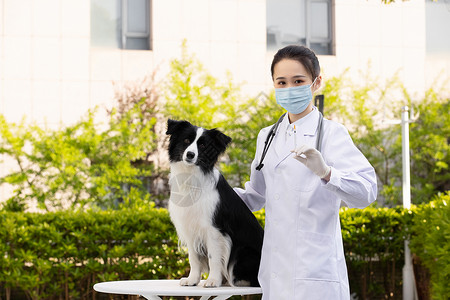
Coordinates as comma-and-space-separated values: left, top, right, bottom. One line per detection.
291, 145, 331, 180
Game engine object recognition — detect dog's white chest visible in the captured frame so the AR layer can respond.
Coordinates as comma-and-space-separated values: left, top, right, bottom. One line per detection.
168, 163, 221, 242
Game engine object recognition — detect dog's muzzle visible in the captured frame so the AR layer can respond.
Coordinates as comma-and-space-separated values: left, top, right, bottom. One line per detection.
184, 151, 196, 164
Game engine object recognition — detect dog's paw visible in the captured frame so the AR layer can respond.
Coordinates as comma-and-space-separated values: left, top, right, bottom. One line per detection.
180, 277, 200, 286
204, 277, 222, 288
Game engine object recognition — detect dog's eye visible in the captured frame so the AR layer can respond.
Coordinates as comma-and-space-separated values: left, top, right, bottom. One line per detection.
184, 139, 191, 144
198, 143, 205, 149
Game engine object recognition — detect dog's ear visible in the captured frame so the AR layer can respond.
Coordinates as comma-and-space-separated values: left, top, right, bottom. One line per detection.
209, 129, 232, 150
166, 119, 191, 135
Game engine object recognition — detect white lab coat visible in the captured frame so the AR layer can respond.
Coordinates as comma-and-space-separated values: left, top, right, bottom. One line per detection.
235, 108, 377, 300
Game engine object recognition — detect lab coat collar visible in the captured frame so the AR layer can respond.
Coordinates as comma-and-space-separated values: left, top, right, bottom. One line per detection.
273, 107, 321, 166
291, 107, 320, 136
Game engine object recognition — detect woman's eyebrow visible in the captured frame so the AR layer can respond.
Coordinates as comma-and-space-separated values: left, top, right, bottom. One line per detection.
275, 75, 307, 80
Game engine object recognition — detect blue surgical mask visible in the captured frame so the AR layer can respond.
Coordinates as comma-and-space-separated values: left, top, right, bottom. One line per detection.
275, 77, 317, 114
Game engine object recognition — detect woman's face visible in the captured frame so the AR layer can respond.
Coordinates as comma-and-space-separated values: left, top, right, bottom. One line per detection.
272, 59, 320, 91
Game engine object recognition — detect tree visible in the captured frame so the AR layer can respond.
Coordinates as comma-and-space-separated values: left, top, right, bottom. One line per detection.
409, 92, 450, 202
321, 69, 449, 206
162, 41, 284, 186
0, 101, 157, 211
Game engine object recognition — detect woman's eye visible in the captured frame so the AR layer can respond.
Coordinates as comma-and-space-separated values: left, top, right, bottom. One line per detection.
184, 139, 190, 144
277, 81, 285, 85
294, 80, 304, 84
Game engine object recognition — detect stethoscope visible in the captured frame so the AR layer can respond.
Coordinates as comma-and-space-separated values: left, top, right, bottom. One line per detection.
256, 111, 324, 171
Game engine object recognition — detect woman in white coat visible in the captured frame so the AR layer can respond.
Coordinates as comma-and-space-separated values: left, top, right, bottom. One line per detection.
234, 45, 377, 299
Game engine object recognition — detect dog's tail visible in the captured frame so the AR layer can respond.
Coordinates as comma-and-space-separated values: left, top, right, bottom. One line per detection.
220, 235, 234, 286
225, 260, 236, 287
226, 261, 252, 287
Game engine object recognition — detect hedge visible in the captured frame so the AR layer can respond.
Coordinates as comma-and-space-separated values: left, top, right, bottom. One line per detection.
0, 196, 448, 300
0, 207, 188, 300
409, 194, 450, 300
341, 205, 411, 299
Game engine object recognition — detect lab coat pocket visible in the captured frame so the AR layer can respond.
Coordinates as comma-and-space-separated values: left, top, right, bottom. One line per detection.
295, 230, 339, 282
294, 279, 340, 299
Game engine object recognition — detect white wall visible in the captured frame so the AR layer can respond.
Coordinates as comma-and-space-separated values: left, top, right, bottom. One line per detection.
424, 0, 450, 97
0, 0, 432, 126
315, 0, 425, 97
151, 0, 267, 95
1, 0, 91, 125
0, 0, 267, 126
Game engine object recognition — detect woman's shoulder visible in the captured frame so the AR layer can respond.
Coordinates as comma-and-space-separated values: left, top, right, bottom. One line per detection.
255, 127, 270, 145
260, 124, 274, 134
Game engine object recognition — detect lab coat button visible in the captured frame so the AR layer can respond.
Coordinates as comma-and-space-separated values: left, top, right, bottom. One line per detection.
274, 194, 280, 200
271, 273, 276, 279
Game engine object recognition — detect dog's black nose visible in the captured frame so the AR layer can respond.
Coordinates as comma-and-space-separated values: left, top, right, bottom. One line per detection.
186, 151, 195, 160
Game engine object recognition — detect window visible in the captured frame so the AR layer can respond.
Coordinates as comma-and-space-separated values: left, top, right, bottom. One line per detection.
91, 0, 151, 50
425, 0, 450, 54
266, 0, 333, 55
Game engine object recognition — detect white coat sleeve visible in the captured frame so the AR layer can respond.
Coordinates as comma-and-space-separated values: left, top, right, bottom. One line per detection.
234, 130, 267, 212
321, 122, 377, 209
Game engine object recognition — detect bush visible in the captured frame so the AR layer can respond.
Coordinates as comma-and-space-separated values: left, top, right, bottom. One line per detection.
2, 203, 448, 300
409, 192, 450, 299
0, 100, 157, 211
0, 207, 188, 300
340, 206, 413, 299
408, 97, 450, 203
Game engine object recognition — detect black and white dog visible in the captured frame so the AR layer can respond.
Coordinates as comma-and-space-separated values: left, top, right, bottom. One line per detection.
166, 119, 263, 288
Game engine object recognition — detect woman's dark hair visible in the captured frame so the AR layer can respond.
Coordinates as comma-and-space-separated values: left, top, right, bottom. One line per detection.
270, 45, 320, 80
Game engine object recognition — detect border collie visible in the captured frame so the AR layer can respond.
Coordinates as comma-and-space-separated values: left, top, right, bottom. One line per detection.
166, 119, 263, 288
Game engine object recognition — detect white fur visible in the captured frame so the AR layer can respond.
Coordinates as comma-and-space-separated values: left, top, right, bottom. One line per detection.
168, 161, 232, 287
182, 128, 204, 164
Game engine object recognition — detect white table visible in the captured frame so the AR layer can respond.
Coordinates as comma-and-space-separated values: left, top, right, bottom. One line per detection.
93, 279, 262, 300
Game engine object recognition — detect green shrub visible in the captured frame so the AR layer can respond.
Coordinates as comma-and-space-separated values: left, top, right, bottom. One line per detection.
408, 97, 450, 203
340, 206, 413, 299
0, 207, 188, 300
409, 192, 450, 299
0, 100, 157, 211
1, 202, 449, 299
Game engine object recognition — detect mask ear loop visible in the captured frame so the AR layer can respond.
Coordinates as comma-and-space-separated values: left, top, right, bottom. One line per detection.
310, 76, 319, 91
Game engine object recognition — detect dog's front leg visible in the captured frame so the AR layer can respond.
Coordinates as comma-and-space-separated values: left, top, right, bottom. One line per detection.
204, 233, 228, 287
180, 249, 203, 286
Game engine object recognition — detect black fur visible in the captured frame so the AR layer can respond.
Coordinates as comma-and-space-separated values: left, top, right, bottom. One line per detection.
167, 119, 232, 174
214, 174, 264, 286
